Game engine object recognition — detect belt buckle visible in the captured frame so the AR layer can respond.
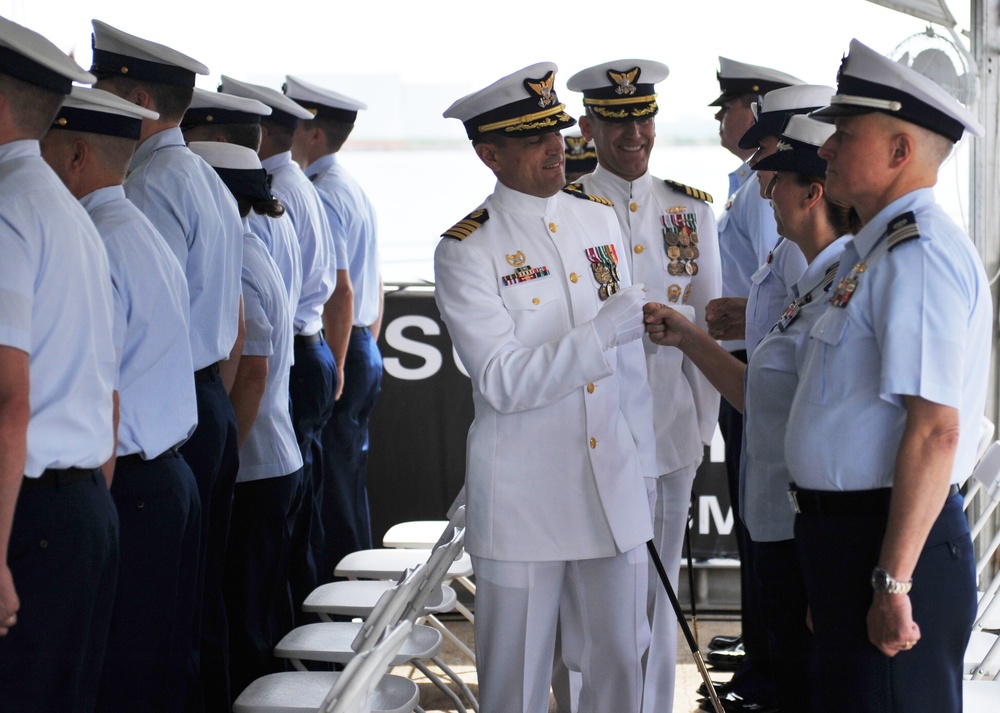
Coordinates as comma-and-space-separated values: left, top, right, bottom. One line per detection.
787, 487, 801, 514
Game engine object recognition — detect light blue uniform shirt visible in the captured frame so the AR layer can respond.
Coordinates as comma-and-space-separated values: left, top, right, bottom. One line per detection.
717, 161, 782, 352
125, 127, 243, 370
786, 188, 992, 490
306, 153, 380, 327
0, 141, 116, 476
742, 236, 849, 541
81, 185, 197, 460
237, 229, 302, 482
248, 209, 303, 325
261, 151, 336, 336
745, 238, 808, 358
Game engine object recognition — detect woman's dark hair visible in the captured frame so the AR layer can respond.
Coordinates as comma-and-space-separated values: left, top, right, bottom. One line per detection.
793, 173, 863, 236
235, 195, 286, 219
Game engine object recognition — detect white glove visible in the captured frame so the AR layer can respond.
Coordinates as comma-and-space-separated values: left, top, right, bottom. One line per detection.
591, 283, 646, 350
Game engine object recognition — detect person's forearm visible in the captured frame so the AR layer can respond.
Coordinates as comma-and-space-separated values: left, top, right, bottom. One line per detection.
676, 325, 747, 412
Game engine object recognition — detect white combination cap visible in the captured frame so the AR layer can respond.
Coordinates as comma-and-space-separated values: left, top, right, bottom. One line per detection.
189, 140, 273, 202
90, 19, 208, 88
283, 75, 367, 123
811, 39, 983, 141
50, 86, 158, 139
220, 75, 313, 129
710, 57, 804, 106
739, 84, 836, 149
567, 59, 668, 121
0, 14, 95, 93
182, 87, 271, 129
444, 61, 576, 140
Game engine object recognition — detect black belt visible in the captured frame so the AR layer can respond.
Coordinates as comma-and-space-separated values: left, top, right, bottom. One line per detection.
116, 447, 180, 469
294, 331, 323, 347
21, 467, 99, 493
352, 325, 368, 334
729, 349, 748, 364
789, 483, 960, 516
194, 362, 220, 382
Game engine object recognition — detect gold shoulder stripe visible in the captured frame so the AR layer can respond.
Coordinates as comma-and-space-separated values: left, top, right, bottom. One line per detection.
886, 211, 920, 251
562, 183, 614, 207
442, 208, 489, 240
664, 179, 713, 204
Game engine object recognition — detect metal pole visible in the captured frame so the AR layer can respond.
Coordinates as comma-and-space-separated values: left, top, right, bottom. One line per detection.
646, 539, 724, 713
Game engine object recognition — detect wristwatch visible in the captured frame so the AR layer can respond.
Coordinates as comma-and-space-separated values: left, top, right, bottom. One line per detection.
871, 566, 913, 595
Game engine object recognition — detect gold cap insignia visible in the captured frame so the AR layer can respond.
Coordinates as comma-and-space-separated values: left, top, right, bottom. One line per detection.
565, 135, 588, 157
608, 67, 640, 96
524, 71, 557, 109
506, 250, 527, 267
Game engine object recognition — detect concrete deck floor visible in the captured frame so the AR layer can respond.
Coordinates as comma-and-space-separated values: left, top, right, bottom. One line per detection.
390, 614, 740, 713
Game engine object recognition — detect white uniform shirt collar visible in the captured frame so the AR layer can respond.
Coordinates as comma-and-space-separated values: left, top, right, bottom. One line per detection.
791, 234, 852, 298
490, 180, 560, 215
260, 150, 293, 172
590, 163, 652, 200
851, 188, 934, 260
304, 152, 337, 179
130, 126, 185, 172
79, 184, 127, 212
0, 139, 39, 164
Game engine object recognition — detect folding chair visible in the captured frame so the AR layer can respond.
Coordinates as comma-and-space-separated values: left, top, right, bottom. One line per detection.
232, 621, 417, 713
278, 522, 478, 712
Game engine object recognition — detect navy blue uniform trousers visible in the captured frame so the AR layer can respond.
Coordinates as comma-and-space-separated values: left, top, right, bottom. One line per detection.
795, 492, 976, 713
320, 326, 382, 580
96, 451, 201, 713
0, 469, 118, 713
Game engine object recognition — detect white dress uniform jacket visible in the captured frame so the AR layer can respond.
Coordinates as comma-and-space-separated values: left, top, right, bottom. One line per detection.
434, 182, 656, 562
578, 166, 721, 471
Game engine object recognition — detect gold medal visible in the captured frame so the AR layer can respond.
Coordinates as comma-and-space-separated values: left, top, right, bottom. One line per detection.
668, 260, 684, 276
681, 247, 695, 260
683, 284, 693, 304
665, 232, 681, 247
678, 232, 691, 247
668, 284, 682, 303
691, 245, 700, 259
686, 262, 698, 276
667, 246, 681, 260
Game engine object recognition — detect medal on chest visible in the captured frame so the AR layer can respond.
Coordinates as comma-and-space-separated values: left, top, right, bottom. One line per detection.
501, 250, 550, 286
585, 244, 621, 301
662, 212, 699, 276
829, 262, 865, 308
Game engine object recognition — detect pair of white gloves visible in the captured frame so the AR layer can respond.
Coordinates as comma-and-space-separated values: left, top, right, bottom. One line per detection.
591, 283, 647, 350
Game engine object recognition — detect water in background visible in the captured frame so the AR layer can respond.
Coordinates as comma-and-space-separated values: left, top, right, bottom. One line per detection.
338, 142, 971, 285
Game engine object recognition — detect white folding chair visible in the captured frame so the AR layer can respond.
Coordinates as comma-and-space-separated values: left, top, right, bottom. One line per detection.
278, 522, 478, 712
232, 622, 417, 713
382, 486, 466, 550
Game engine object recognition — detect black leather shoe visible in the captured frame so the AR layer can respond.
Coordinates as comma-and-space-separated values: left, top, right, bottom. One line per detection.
706, 641, 746, 670
708, 634, 742, 651
698, 692, 778, 713
696, 679, 734, 699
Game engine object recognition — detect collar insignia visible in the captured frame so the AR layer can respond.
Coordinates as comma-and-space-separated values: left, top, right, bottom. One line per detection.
608, 67, 641, 96
525, 71, 557, 109
776, 140, 793, 152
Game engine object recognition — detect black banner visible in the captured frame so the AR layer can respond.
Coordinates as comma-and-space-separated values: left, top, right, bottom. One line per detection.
369, 287, 738, 560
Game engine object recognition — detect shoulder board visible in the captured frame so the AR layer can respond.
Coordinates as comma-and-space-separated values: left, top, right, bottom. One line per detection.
664, 179, 713, 204
885, 211, 920, 251
562, 183, 614, 207
441, 209, 489, 240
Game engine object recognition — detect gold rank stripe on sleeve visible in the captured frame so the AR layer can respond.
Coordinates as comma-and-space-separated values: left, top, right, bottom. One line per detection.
664, 179, 713, 204
562, 183, 614, 207
885, 211, 921, 251
442, 208, 490, 240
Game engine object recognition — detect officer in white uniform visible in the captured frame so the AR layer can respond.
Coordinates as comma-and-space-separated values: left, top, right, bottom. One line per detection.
702, 57, 803, 702
221, 76, 341, 616
0, 17, 118, 713
89, 19, 244, 711
737, 84, 834, 355
437, 62, 657, 713
189, 141, 303, 704
283, 75, 384, 579
786, 40, 990, 713
181, 89, 304, 317
40, 87, 200, 713
567, 59, 721, 713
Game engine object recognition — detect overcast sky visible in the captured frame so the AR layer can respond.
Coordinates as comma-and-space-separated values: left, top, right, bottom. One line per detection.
1, 0, 964, 139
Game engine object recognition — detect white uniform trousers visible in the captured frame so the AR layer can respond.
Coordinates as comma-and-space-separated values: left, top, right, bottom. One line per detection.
472, 547, 649, 713
642, 462, 699, 713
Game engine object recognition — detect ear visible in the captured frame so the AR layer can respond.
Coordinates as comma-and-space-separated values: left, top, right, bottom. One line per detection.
132, 87, 154, 111
474, 142, 501, 174
802, 180, 825, 211
69, 137, 89, 172
578, 114, 593, 141
888, 132, 913, 168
